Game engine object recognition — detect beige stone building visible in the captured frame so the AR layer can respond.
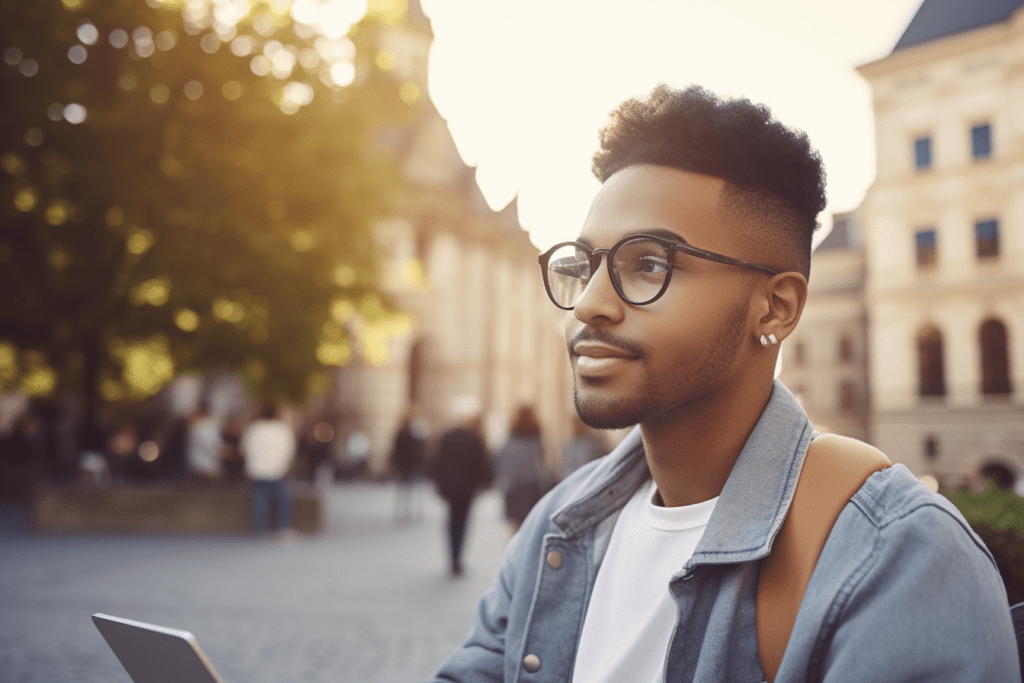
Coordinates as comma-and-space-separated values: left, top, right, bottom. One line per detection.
855, 0, 1024, 482
330, 2, 573, 473
778, 211, 871, 442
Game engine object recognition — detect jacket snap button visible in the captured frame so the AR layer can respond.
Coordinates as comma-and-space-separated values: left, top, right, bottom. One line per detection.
546, 550, 562, 569
523, 654, 541, 672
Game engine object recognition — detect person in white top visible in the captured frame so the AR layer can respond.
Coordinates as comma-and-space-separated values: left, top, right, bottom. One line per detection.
185, 404, 221, 480
240, 402, 296, 534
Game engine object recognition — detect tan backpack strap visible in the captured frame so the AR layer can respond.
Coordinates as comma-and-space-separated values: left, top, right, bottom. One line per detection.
757, 434, 892, 682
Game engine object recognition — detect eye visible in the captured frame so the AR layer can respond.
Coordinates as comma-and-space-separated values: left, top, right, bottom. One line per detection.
634, 255, 670, 274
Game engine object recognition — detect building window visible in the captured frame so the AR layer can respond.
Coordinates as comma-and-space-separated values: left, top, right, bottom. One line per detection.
838, 335, 854, 363
980, 462, 1014, 490
980, 319, 1011, 395
915, 229, 937, 267
918, 325, 946, 397
913, 136, 932, 170
838, 381, 858, 413
792, 340, 805, 367
924, 436, 940, 462
975, 219, 999, 259
971, 123, 992, 160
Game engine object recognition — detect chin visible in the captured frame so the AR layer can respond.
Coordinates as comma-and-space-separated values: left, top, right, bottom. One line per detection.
573, 387, 646, 431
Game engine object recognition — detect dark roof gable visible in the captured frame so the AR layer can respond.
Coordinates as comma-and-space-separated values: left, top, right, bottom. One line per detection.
894, 0, 1024, 51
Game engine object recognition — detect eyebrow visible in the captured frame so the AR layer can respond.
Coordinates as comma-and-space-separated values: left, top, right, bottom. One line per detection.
575, 228, 691, 249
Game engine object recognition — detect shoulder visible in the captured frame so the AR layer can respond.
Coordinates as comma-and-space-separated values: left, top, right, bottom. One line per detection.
825, 464, 1001, 598
852, 464, 984, 546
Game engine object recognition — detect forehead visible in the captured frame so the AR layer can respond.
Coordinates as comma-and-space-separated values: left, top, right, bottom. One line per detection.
580, 165, 738, 252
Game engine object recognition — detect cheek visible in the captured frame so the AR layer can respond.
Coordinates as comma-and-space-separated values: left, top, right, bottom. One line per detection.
641, 283, 747, 350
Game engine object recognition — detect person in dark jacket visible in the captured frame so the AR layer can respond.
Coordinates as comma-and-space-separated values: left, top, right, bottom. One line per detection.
495, 405, 548, 533
430, 413, 491, 578
390, 410, 426, 522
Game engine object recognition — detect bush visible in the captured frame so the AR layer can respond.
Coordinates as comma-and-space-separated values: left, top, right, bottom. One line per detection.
944, 482, 1024, 605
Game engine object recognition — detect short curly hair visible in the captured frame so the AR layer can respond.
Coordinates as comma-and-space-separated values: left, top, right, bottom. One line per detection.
592, 84, 826, 277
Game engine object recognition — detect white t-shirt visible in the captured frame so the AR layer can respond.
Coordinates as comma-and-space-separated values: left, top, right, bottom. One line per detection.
241, 419, 296, 481
572, 478, 718, 683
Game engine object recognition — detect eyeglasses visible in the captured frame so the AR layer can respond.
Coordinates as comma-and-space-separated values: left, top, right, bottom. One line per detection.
538, 233, 779, 310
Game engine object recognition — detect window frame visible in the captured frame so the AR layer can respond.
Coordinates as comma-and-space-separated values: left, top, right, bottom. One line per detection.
970, 122, 992, 160
915, 228, 938, 268
975, 219, 1000, 260
913, 135, 932, 170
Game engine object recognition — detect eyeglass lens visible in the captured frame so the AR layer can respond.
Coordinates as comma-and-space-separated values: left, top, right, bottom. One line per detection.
546, 237, 672, 308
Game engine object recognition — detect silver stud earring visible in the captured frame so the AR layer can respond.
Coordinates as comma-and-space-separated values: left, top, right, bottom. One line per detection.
759, 334, 770, 348
768, 333, 778, 346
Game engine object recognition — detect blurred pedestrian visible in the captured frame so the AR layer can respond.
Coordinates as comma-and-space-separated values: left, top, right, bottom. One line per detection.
106, 422, 138, 483
76, 406, 111, 486
430, 410, 491, 577
561, 415, 604, 481
219, 414, 246, 484
390, 409, 427, 522
0, 412, 37, 500
495, 405, 548, 533
186, 403, 221, 483
241, 402, 297, 538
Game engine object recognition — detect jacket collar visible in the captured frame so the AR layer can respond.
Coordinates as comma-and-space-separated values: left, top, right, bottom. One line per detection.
551, 381, 814, 564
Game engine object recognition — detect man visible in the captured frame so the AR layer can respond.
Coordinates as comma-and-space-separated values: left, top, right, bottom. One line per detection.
186, 402, 222, 481
241, 401, 296, 536
430, 85, 1017, 681
430, 407, 492, 577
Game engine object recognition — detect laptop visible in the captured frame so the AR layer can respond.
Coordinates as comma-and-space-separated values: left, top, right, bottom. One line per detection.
92, 613, 226, 683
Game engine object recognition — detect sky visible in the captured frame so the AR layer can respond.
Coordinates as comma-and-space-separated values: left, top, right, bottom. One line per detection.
417, 0, 925, 249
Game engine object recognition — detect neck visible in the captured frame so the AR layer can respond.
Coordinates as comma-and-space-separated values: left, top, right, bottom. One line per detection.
640, 372, 774, 508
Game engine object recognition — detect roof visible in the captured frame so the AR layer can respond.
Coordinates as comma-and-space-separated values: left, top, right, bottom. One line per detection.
893, 0, 1024, 51
405, 0, 434, 37
816, 212, 861, 253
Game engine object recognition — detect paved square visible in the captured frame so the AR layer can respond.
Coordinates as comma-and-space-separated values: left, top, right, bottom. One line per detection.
0, 483, 511, 683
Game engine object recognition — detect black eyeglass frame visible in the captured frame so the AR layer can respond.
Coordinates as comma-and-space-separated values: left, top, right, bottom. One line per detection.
538, 233, 780, 310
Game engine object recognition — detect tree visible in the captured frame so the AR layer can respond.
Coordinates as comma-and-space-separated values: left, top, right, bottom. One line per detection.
0, 0, 414, 407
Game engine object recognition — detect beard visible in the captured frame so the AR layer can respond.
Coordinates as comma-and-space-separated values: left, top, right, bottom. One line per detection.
572, 300, 748, 430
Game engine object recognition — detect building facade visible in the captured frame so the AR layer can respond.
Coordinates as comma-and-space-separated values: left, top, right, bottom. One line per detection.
778, 212, 871, 442
856, 0, 1024, 482
330, 2, 573, 474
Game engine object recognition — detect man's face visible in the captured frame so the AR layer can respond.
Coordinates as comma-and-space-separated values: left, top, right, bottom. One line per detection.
566, 165, 756, 429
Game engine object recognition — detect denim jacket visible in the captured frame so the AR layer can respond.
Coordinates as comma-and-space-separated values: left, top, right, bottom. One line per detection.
431, 382, 1019, 682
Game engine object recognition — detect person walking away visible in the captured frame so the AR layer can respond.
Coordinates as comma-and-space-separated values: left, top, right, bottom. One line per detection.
241, 402, 297, 538
495, 405, 547, 533
390, 409, 426, 522
430, 413, 491, 577
186, 403, 221, 483
219, 414, 246, 484
561, 415, 604, 481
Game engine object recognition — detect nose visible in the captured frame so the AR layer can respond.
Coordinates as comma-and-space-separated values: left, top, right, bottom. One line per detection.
572, 254, 624, 325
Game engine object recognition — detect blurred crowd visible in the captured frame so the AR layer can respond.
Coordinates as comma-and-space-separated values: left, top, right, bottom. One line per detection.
0, 397, 337, 502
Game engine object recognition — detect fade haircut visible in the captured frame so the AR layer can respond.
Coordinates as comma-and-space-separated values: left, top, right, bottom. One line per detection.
591, 84, 826, 278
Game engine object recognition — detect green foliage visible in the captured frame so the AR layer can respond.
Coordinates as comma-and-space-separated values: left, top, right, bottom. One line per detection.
945, 482, 1024, 604
0, 0, 413, 404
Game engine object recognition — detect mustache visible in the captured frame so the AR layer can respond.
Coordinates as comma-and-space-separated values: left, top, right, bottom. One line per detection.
568, 328, 646, 358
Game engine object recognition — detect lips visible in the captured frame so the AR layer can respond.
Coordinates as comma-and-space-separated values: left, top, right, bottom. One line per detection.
572, 341, 638, 378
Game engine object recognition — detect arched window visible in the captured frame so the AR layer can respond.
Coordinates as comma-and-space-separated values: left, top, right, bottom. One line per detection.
980, 319, 1011, 395
407, 338, 426, 404
838, 381, 858, 412
980, 462, 1014, 490
792, 340, 805, 367
838, 335, 854, 363
918, 325, 946, 397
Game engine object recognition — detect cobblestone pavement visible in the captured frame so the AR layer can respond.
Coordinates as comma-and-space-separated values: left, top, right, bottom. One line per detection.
0, 482, 512, 683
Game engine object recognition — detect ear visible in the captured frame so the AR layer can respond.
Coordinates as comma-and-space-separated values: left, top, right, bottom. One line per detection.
754, 272, 808, 344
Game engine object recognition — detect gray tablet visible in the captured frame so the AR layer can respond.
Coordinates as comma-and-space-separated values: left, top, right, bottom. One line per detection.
92, 613, 226, 683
